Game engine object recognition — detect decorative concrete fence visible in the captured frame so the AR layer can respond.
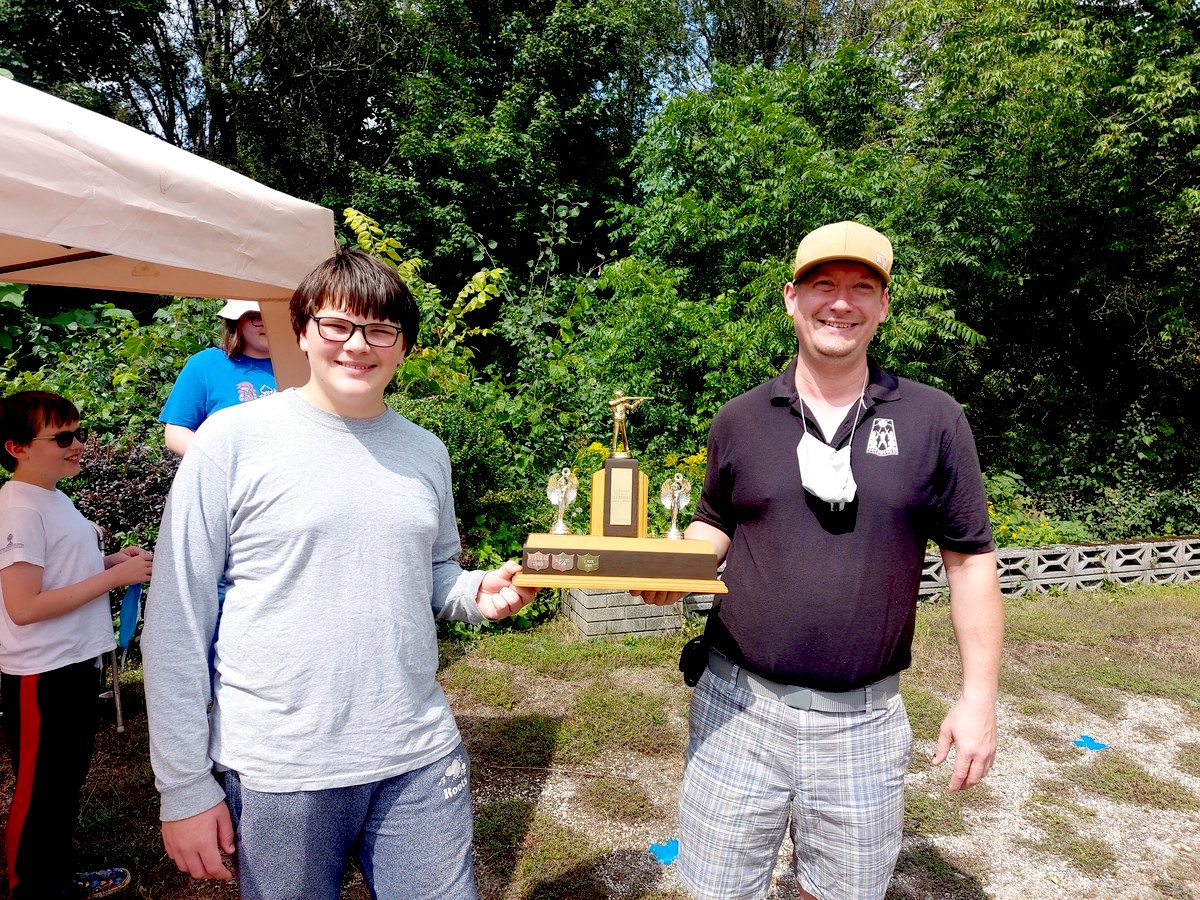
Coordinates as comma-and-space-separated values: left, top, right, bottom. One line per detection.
930, 536, 1200, 599
564, 536, 1200, 638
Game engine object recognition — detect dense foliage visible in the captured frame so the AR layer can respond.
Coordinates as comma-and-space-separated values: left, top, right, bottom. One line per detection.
2, 0, 1198, 572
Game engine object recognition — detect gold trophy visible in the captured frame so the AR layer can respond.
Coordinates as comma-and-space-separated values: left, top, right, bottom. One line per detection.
513, 392, 727, 594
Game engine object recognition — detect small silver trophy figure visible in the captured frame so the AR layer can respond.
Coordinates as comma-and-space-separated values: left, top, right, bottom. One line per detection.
547, 467, 578, 535
660, 473, 692, 539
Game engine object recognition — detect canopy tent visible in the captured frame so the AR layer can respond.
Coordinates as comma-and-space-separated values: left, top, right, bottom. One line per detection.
0, 77, 335, 388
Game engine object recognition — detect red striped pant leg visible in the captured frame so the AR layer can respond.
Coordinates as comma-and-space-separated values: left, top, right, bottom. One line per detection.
2, 661, 101, 898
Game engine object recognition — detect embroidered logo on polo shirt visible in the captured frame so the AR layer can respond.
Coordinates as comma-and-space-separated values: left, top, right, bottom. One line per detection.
867, 419, 899, 457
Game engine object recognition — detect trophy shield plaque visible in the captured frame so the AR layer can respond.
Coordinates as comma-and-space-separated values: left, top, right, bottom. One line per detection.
514, 392, 726, 595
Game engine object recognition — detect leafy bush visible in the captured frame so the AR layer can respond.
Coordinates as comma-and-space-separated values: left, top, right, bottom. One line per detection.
1, 294, 217, 442
1042, 483, 1200, 542
0, 291, 209, 545
67, 436, 178, 549
984, 471, 1094, 547
386, 391, 543, 570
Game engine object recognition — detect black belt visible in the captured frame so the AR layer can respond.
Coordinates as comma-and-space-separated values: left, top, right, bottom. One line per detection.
707, 650, 900, 712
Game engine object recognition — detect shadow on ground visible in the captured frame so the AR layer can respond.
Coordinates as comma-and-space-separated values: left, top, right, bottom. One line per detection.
886, 842, 990, 899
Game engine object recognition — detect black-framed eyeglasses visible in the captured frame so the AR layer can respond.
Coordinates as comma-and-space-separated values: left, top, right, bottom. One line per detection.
32, 428, 88, 448
241, 313, 263, 327
311, 316, 402, 348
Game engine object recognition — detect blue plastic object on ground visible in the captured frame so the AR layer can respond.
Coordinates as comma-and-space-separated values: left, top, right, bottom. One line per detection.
649, 839, 679, 865
118, 583, 142, 650
1073, 734, 1108, 751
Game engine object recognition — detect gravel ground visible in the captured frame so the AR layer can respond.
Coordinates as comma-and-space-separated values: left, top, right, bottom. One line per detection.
460, 669, 1200, 900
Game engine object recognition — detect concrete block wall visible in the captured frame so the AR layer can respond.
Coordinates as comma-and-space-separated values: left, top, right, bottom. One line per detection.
919, 536, 1200, 599
563, 589, 716, 637
565, 536, 1200, 638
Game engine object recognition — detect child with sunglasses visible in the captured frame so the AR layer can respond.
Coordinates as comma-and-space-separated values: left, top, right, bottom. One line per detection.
0, 391, 153, 898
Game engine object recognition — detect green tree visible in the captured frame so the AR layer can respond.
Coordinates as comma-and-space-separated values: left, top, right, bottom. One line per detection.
345, 0, 687, 287
681, 0, 888, 72
1, 296, 215, 439
229, 0, 408, 197
606, 51, 984, 426
881, 0, 1199, 470
885, 0, 1200, 531
0, 0, 162, 110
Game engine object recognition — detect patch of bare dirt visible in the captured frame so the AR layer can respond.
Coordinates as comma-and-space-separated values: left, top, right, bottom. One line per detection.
452, 664, 1200, 900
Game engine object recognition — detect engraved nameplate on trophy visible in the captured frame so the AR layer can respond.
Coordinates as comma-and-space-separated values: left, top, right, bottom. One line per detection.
602, 458, 641, 537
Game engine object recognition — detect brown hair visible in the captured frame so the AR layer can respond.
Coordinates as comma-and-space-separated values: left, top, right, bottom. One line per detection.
289, 250, 419, 352
0, 391, 80, 472
219, 317, 245, 358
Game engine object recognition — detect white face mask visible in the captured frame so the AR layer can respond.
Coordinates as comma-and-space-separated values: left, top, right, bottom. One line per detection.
796, 431, 857, 510
795, 370, 868, 511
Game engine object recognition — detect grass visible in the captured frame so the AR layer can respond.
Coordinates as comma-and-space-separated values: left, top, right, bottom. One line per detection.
995, 585, 1200, 716
2, 582, 1199, 898
577, 776, 661, 823
886, 844, 989, 900
1020, 791, 1117, 877
555, 680, 680, 764
903, 789, 968, 837
900, 684, 950, 742
1012, 720, 1086, 763
441, 661, 525, 710
468, 617, 688, 679
1063, 749, 1200, 810
1177, 741, 1200, 778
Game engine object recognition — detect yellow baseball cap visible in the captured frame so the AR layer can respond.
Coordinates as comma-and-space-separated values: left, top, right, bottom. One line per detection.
792, 221, 893, 284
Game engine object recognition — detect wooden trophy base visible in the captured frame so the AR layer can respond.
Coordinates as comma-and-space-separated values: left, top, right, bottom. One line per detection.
513, 533, 728, 594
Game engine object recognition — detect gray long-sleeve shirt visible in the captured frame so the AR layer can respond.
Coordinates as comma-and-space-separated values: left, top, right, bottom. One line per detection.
144, 389, 486, 821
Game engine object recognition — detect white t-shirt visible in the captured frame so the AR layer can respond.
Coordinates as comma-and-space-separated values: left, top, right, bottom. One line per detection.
0, 480, 116, 675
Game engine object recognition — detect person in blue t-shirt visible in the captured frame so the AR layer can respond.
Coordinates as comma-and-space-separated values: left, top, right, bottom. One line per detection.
160, 300, 276, 456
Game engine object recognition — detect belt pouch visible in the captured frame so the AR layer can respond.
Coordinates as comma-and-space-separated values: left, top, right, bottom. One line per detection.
678, 634, 710, 687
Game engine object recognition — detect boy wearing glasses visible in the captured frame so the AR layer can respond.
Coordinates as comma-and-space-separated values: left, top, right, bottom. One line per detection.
0, 390, 153, 898
144, 250, 535, 899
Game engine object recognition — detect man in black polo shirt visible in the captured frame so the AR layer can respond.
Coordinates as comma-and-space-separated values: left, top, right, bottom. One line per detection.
637, 221, 1003, 900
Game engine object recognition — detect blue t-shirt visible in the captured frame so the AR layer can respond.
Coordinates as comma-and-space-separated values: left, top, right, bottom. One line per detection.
160, 348, 276, 430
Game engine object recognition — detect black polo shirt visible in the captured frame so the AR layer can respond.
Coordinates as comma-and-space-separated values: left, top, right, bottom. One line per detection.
695, 358, 994, 691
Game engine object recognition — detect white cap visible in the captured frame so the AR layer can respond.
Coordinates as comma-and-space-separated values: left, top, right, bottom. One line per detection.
217, 299, 261, 320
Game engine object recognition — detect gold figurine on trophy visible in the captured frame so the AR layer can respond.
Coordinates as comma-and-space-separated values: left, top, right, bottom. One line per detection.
608, 391, 652, 459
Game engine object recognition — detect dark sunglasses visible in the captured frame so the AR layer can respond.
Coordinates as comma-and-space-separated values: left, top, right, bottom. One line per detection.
32, 428, 88, 448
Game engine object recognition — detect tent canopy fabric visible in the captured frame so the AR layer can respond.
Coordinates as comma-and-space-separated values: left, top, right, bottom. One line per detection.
0, 77, 335, 300
0, 77, 333, 386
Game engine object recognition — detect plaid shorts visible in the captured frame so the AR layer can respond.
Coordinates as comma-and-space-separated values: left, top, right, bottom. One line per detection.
677, 665, 912, 900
